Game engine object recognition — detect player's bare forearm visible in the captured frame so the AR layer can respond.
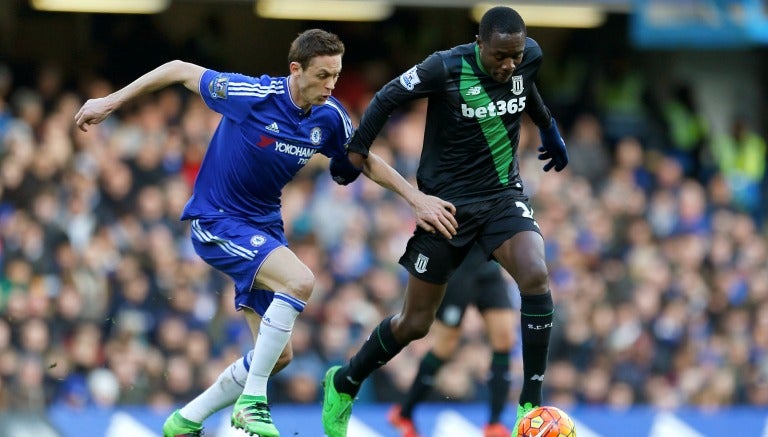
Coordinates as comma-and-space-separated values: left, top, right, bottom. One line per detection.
75, 60, 205, 131
361, 152, 417, 202
362, 152, 457, 238
115, 60, 205, 100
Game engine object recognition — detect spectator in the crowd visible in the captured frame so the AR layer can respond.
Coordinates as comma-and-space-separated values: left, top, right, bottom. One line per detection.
711, 115, 767, 223
564, 113, 611, 190
657, 82, 709, 180
593, 56, 649, 147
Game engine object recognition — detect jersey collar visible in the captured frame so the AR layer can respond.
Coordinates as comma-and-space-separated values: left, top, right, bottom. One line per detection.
285, 76, 313, 117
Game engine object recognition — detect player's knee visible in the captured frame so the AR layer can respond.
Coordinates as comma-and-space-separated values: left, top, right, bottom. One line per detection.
491, 331, 515, 350
397, 313, 433, 341
516, 263, 549, 294
283, 271, 315, 301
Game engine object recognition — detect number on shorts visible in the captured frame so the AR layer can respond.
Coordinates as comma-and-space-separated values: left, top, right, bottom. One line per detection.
516, 201, 540, 229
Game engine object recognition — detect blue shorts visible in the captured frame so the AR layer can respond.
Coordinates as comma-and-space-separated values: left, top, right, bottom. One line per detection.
189, 217, 287, 315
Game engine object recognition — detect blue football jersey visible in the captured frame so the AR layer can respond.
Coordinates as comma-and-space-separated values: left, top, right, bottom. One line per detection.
180, 69, 354, 223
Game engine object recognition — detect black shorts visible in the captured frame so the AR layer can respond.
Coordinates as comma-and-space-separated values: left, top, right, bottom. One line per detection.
398, 190, 541, 284
435, 243, 513, 327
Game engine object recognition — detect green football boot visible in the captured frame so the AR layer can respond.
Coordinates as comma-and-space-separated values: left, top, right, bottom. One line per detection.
162, 410, 203, 437
231, 394, 279, 437
321, 366, 355, 437
511, 402, 537, 436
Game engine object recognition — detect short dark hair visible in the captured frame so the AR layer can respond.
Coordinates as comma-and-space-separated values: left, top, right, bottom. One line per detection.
288, 29, 345, 69
478, 6, 526, 42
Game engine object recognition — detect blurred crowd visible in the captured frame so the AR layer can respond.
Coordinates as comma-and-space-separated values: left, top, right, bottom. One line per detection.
0, 55, 766, 417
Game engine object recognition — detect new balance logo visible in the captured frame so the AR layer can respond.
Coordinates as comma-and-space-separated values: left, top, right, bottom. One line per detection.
530, 374, 545, 382
265, 122, 280, 133
466, 86, 482, 96
346, 375, 360, 386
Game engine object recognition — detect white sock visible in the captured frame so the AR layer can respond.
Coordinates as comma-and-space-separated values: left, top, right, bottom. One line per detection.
242, 293, 304, 397
179, 350, 253, 423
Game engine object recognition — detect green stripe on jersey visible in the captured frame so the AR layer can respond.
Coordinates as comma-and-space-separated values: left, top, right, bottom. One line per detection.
460, 58, 513, 185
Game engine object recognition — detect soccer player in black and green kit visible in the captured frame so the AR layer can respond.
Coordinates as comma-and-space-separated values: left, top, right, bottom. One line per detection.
322, 6, 568, 436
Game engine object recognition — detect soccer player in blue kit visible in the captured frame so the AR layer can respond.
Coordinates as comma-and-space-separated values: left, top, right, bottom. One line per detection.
321, 7, 569, 437
75, 29, 458, 437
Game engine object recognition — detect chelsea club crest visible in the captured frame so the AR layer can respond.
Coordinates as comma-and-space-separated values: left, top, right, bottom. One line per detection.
310, 127, 322, 145
250, 235, 266, 247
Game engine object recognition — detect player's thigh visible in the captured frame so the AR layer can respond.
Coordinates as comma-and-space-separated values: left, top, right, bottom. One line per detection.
492, 231, 547, 293
477, 195, 545, 287
482, 308, 516, 350
401, 275, 447, 319
392, 275, 447, 343
429, 320, 463, 358
254, 246, 315, 300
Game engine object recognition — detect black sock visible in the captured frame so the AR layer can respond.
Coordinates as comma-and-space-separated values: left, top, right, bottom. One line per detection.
400, 351, 445, 418
334, 316, 404, 397
519, 291, 553, 407
488, 350, 511, 423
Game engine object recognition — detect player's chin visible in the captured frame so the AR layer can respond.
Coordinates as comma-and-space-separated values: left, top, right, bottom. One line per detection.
317, 95, 330, 104
493, 73, 513, 83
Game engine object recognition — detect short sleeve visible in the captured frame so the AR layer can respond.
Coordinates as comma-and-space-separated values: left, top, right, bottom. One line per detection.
319, 97, 355, 159
199, 70, 277, 124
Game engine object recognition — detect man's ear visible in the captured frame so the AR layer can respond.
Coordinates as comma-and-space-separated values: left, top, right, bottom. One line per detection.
475, 36, 485, 52
288, 61, 302, 75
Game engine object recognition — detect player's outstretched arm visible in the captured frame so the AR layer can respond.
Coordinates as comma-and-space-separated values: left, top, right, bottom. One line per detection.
358, 151, 458, 239
524, 84, 568, 172
75, 60, 205, 132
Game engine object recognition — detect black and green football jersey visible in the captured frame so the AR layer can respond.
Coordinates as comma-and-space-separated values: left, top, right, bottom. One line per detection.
349, 38, 551, 205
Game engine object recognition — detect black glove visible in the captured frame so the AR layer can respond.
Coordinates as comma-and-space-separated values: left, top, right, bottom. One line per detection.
537, 118, 569, 172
